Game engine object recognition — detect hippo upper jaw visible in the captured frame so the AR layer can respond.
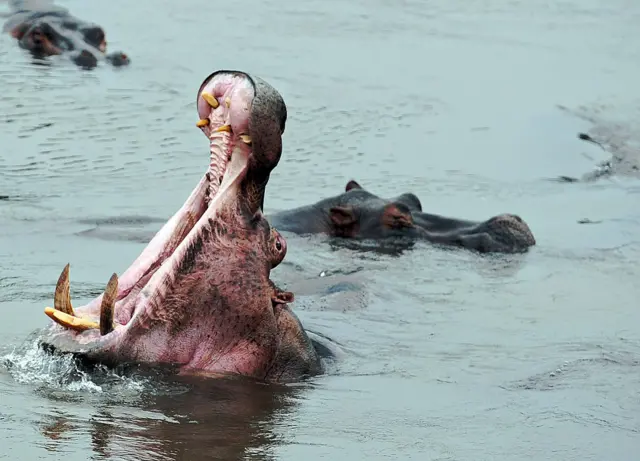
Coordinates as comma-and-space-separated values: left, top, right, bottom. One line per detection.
40, 71, 321, 382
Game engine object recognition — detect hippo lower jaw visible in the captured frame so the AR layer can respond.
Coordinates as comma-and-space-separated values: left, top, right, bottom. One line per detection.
40, 71, 321, 382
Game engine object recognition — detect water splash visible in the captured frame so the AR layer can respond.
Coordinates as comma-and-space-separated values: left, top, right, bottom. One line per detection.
1, 333, 148, 397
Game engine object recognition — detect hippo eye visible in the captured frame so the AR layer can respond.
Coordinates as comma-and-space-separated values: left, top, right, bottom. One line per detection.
275, 239, 282, 251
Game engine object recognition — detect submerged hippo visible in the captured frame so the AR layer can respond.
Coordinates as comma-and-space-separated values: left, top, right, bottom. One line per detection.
268, 181, 536, 254
38, 70, 323, 383
2, 0, 129, 69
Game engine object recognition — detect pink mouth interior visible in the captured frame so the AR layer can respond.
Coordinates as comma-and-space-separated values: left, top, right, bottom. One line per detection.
70, 74, 256, 335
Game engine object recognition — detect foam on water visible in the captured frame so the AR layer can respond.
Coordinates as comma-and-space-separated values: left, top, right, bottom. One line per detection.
2, 335, 148, 395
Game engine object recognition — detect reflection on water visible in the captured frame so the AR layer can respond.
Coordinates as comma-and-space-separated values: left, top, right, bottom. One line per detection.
1, 0, 640, 459
4, 338, 310, 461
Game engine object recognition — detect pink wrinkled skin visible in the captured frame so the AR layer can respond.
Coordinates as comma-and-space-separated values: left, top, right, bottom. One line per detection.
40, 72, 318, 381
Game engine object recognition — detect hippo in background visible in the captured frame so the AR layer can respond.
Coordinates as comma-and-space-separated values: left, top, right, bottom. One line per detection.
268, 180, 536, 254
1, 0, 129, 69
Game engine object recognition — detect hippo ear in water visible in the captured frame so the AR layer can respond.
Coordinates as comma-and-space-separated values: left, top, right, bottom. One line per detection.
395, 193, 423, 212
382, 203, 414, 229
10, 23, 28, 40
345, 180, 362, 192
329, 206, 359, 237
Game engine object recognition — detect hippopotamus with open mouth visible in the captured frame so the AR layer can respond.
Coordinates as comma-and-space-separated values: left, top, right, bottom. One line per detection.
2, 0, 129, 69
268, 181, 536, 254
38, 70, 323, 383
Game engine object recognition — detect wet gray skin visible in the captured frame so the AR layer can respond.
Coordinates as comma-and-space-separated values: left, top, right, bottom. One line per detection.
37, 70, 324, 383
2, 0, 129, 69
268, 180, 536, 254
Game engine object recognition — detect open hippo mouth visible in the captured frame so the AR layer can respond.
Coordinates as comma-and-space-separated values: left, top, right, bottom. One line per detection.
39, 71, 322, 382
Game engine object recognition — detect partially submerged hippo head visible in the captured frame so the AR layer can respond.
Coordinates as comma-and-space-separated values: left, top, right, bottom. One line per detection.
269, 180, 536, 254
5, 9, 129, 68
39, 71, 322, 382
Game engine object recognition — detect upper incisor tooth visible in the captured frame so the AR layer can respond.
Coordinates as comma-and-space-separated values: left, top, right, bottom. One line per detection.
54, 263, 74, 316
240, 134, 252, 145
201, 92, 219, 109
196, 119, 209, 128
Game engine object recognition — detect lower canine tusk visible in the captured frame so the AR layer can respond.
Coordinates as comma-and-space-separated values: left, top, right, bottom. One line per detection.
196, 119, 209, 128
100, 273, 118, 336
44, 307, 99, 332
54, 263, 74, 316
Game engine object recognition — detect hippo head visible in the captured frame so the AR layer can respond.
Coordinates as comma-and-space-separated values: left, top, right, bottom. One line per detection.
9, 15, 129, 68
317, 180, 536, 253
324, 179, 426, 240
39, 71, 322, 382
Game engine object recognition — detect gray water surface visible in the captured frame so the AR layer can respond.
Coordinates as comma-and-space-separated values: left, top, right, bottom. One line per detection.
1, 0, 639, 459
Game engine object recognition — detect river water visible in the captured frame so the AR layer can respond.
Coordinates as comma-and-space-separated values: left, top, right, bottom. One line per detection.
1, 0, 639, 459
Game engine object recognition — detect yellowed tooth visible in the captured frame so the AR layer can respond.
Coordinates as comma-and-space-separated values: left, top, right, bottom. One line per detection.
201, 92, 219, 109
100, 273, 118, 336
216, 125, 231, 133
196, 119, 209, 128
44, 306, 99, 332
239, 134, 252, 145
54, 263, 74, 316
224, 97, 231, 108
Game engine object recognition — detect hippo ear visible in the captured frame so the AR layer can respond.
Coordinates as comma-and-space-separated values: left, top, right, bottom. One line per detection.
396, 193, 423, 212
345, 180, 362, 192
10, 24, 29, 40
382, 203, 414, 229
272, 290, 294, 304
329, 206, 358, 237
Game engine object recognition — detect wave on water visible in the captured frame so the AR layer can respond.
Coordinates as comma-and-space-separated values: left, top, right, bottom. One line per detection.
1, 332, 156, 397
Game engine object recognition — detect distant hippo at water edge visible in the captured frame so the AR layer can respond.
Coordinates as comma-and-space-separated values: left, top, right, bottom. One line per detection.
557, 132, 640, 183
267, 180, 536, 254
1, 0, 129, 69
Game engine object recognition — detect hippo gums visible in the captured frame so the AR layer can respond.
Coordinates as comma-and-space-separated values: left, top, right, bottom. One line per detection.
2, 0, 129, 68
38, 70, 323, 383
268, 181, 536, 254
